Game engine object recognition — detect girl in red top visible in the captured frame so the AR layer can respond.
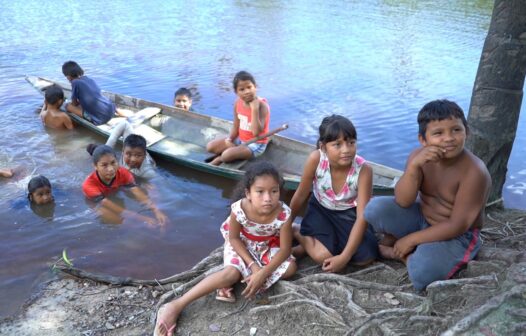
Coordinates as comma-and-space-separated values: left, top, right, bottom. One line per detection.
206, 71, 270, 166
83, 145, 167, 226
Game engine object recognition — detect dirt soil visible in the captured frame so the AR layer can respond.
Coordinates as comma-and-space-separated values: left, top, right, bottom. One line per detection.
1, 207, 525, 336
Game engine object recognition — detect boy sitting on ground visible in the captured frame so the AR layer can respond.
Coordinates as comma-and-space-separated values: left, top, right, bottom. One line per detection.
364, 99, 491, 291
39, 84, 73, 130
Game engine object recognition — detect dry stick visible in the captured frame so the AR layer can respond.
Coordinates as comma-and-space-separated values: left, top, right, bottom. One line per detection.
204, 123, 289, 163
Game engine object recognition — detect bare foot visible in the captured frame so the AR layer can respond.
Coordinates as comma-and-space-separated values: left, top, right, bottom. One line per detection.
292, 245, 306, 258
0, 168, 14, 178
210, 156, 223, 166
378, 245, 398, 260
153, 300, 183, 336
379, 234, 397, 247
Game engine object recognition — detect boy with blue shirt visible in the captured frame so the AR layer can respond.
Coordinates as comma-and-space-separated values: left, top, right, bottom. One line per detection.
62, 61, 118, 126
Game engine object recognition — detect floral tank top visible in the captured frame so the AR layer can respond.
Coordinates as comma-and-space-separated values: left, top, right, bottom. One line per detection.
312, 150, 366, 210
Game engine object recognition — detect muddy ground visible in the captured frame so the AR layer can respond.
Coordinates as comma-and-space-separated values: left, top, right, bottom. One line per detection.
1, 207, 525, 336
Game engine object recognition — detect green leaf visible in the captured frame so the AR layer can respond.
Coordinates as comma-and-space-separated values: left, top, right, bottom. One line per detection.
62, 249, 73, 267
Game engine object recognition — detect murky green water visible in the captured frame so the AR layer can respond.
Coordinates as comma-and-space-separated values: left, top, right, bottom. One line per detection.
0, 0, 524, 318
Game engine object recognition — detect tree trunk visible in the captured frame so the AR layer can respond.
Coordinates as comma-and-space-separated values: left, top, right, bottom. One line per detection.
466, 0, 526, 203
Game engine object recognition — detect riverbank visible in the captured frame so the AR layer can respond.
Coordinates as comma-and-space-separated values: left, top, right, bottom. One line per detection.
1, 207, 524, 336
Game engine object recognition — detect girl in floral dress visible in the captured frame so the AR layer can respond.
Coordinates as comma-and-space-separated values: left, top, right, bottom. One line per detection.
290, 115, 378, 274
153, 162, 296, 336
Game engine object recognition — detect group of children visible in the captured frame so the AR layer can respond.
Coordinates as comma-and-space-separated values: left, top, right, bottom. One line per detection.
153, 103, 491, 335
3, 62, 492, 336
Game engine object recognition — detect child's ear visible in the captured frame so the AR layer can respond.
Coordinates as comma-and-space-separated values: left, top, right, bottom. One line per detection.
28, 194, 33, 202
319, 142, 326, 152
245, 188, 251, 201
418, 134, 427, 146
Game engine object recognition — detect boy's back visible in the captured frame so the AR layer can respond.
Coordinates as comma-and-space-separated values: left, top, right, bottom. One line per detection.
44, 110, 73, 130
71, 76, 115, 125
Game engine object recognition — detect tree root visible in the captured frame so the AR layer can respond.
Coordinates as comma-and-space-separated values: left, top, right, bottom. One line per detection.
295, 272, 406, 291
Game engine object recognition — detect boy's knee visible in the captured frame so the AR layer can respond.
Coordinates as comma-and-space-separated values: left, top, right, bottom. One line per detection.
407, 254, 443, 291
364, 197, 389, 223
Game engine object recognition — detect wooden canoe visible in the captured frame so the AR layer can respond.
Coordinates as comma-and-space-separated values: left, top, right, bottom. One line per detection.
25, 76, 402, 192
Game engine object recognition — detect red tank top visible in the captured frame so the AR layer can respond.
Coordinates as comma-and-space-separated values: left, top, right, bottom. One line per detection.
236, 98, 270, 143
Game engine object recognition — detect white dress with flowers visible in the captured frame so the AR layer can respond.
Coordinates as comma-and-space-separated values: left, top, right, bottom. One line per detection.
220, 200, 294, 290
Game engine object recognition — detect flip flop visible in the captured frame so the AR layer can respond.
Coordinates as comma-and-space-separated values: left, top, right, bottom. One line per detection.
153, 305, 176, 336
215, 287, 236, 303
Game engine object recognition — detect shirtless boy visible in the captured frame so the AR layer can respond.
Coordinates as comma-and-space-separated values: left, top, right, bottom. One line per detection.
40, 84, 74, 130
364, 99, 491, 291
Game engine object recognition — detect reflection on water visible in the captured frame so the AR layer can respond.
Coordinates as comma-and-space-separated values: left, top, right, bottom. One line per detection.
1, 0, 525, 318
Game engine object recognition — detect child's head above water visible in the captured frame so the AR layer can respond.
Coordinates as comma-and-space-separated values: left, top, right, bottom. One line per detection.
44, 84, 64, 108
89, 145, 119, 182
173, 88, 192, 111
28, 175, 53, 205
123, 134, 147, 169
317, 114, 357, 149
417, 100, 468, 140
62, 61, 84, 80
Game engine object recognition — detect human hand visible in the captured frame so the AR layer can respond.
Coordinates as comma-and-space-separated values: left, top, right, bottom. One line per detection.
241, 267, 267, 299
322, 254, 348, 273
153, 209, 168, 226
393, 235, 417, 259
411, 146, 445, 168
224, 137, 234, 146
249, 98, 260, 112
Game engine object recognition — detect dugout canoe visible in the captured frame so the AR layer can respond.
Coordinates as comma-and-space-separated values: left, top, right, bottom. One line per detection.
26, 75, 402, 192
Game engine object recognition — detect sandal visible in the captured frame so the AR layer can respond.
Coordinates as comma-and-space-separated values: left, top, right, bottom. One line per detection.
215, 287, 236, 303
153, 305, 176, 336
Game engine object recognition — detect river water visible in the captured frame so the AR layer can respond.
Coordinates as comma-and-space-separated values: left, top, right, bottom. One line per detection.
0, 0, 524, 318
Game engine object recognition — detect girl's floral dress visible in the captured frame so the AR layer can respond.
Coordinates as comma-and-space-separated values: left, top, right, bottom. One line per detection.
220, 200, 294, 290
312, 150, 365, 210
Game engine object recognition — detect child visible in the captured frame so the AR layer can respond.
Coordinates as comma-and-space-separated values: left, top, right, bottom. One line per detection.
62, 61, 119, 126
289, 115, 378, 273
206, 71, 270, 166
364, 100, 491, 291
173, 87, 193, 111
83, 145, 167, 226
39, 84, 74, 129
153, 162, 296, 336
28, 175, 54, 205
103, 128, 156, 179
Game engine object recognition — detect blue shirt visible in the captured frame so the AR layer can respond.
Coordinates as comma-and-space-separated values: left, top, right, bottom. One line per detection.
71, 76, 115, 125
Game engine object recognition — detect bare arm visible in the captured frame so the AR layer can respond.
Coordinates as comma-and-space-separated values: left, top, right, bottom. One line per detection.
129, 186, 167, 226
228, 105, 240, 142
63, 114, 74, 130
393, 164, 490, 258
249, 98, 268, 136
289, 150, 319, 222
228, 213, 257, 265
324, 164, 373, 272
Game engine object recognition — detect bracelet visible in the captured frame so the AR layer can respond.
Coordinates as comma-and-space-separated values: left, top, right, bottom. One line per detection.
247, 261, 255, 268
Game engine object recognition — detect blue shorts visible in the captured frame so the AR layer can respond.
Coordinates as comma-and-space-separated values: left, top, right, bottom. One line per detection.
300, 195, 378, 263
364, 196, 481, 291
234, 138, 267, 158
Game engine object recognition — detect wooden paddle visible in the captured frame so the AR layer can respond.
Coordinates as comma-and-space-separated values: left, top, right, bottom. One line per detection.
204, 123, 289, 163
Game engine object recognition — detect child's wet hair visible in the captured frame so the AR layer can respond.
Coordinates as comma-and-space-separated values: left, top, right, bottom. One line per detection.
62, 61, 84, 78
27, 175, 51, 201
233, 161, 283, 200
417, 99, 468, 139
317, 115, 357, 148
124, 134, 147, 152
89, 145, 117, 164
233, 71, 256, 91
44, 84, 64, 105
174, 87, 192, 99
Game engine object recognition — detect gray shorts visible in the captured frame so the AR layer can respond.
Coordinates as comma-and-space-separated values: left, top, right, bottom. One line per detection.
234, 138, 267, 158
364, 196, 481, 291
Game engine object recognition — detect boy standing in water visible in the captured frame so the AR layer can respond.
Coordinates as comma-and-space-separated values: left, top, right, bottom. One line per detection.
364, 99, 491, 291
173, 87, 193, 111
62, 61, 118, 126
39, 84, 74, 129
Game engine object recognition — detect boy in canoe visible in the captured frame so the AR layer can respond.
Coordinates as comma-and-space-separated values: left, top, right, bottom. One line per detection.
364, 99, 491, 291
62, 61, 124, 125
39, 84, 74, 130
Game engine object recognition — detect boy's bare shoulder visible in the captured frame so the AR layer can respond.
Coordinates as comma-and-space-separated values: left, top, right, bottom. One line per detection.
463, 149, 491, 182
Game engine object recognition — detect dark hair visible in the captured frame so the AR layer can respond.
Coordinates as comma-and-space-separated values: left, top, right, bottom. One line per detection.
418, 100, 468, 139
124, 134, 147, 151
233, 161, 283, 201
90, 145, 117, 164
28, 175, 52, 201
44, 84, 64, 105
174, 87, 192, 99
317, 115, 357, 149
233, 71, 256, 91
62, 61, 84, 78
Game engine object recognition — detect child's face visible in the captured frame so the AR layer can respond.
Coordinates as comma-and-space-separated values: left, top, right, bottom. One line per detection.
123, 146, 146, 169
30, 186, 53, 205
235, 80, 257, 103
245, 175, 280, 216
322, 134, 356, 167
174, 95, 192, 111
420, 117, 466, 159
95, 154, 119, 183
